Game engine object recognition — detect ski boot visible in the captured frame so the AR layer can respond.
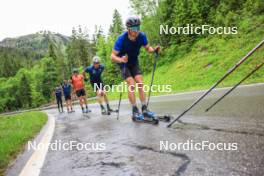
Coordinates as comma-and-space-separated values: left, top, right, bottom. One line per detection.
101, 107, 110, 115
107, 105, 118, 113
131, 107, 145, 122
141, 105, 159, 124
82, 108, 90, 118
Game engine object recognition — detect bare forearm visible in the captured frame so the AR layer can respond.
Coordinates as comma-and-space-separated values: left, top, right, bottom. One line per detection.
145, 45, 155, 53
111, 53, 123, 63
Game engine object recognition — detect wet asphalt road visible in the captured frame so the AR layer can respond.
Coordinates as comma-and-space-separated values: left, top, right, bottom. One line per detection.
41, 84, 264, 176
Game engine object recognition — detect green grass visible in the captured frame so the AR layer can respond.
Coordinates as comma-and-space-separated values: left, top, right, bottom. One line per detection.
107, 16, 264, 100
0, 111, 47, 176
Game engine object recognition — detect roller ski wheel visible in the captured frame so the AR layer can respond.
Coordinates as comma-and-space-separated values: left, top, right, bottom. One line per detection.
142, 115, 159, 125
157, 115, 172, 122
108, 109, 119, 113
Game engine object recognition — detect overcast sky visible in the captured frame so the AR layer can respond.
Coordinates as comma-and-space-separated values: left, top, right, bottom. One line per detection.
0, 0, 132, 40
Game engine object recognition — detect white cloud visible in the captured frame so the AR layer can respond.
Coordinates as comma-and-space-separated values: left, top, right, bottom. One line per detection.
0, 0, 132, 40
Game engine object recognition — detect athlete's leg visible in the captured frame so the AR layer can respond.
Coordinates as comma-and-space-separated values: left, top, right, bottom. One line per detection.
126, 77, 136, 105
102, 89, 109, 104
83, 95, 87, 106
69, 98, 73, 111
78, 95, 85, 113
65, 98, 70, 112
97, 90, 104, 105
56, 97, 60, 112
81, 89, 89, 112
102, 92, 113, 111
134, 75, 146, 104
103, 93, 109, 103
59, 97, 63, 112
134, 75, 155, 117
78, 96, 84, 107
97, 90, 106, 113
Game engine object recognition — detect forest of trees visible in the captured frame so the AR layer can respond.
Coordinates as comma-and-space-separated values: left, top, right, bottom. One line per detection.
0, 0, 263, 113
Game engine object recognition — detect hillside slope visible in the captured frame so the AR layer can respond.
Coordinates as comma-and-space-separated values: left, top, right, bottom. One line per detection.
107, 16, 264, 99
142, 16, 264, 96
0, 31, 70, 55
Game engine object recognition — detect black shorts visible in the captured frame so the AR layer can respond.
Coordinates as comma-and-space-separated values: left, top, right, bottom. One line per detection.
120, 64, 142, 79
76, 89, 86, 97
91, 81, 104, 92
64, 94, 71, 101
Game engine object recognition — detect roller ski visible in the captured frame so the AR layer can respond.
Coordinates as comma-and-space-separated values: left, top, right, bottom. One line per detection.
108, 108, 119, 113
132, 106, 159, 125
106, 104, 118, 113
82, 107, 91, 117
156, 115, 172, 122
142, 103, 171, 122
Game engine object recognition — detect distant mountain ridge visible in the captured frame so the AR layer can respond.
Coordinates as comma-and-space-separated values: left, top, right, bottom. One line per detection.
0, 31, 70, 55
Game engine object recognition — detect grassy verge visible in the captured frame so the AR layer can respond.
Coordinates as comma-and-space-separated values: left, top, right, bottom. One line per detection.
0, 111, 47, 176
107, 16, 264, 100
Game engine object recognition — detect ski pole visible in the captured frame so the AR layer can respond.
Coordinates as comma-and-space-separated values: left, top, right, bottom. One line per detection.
205, 61, 264, 112
147, 51, 159, 107
117, 63, 126, 120
167, 39, 264, 128
117, 92, 122, 120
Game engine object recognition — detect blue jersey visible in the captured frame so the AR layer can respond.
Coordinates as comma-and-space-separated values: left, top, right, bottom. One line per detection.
85, 65, 104, 83
62, 83, 71, 96
113, 31, 148, 66
55, 87, 62, 97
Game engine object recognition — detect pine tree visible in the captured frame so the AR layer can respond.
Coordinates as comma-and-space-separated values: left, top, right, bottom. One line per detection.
109, 10, 124, 37
48, 41, 57, 61
19, 74, 32, 107
41, 58, 58, 101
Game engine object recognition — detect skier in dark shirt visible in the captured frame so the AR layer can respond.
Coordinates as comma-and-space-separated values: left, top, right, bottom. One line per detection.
83, 56, 114, 115
54, 85, 64, 113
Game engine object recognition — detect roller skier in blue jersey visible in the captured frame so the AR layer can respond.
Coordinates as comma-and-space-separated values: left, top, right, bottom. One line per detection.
83, 56, 114, 115
111, 16, 160, 123
62, 80, 74, 113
